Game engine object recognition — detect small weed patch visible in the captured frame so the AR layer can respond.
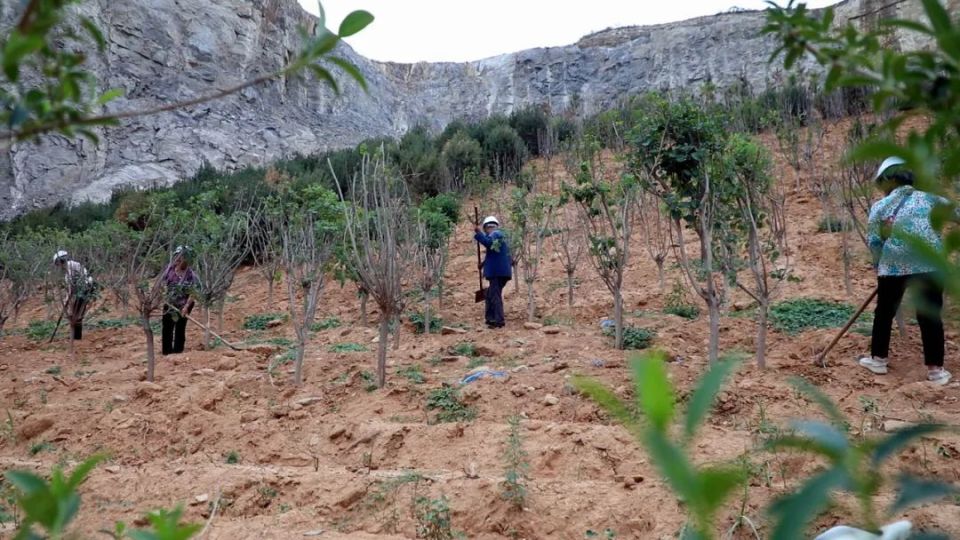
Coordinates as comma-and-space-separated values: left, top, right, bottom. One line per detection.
329, 342, 368, 353
770, 298, 854, 335
242, 313, 286, 331
397, 365, 426, 384
25, 320, 56, 342
664, 280, 699, 320
426, 387, 475, 423
359, 371, 378, 392
817, 216, 847, 233
310, 317, 341, 332
44, 365, 61, 376
225, 451, 240, 464
603, 326, 655, 350
408, 311, 442, 334
89, 317, 139, 330
29, 441, 55, 456
450, 342, 476, 357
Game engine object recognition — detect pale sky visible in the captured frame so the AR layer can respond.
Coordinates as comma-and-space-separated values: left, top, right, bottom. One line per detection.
298, 0, 840, 63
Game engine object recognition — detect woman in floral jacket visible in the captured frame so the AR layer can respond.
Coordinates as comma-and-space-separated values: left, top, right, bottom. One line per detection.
859, 158, 951, 385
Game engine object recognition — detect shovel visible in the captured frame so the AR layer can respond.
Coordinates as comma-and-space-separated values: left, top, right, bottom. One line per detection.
815, 288, 878, 368
474, 207, 486, 303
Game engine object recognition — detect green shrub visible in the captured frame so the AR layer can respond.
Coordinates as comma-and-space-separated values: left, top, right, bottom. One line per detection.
450, 342, 476, 357
393, 125, 444, 197
408, 311, 442, 334
90, 317, 139, 330
500, 415, 529, 510
225, 451, 240, 464
414, 496, 455, 540
310, 317, 341, 332
28, 441, 55, 456
509, 105, 549, 156
397, 365, 426, 384
25, 320, 56, 342
426, 387, 475, 423
816, 216, 846, 233
441, 131, 484, 189
44, 365, 61, 376
664, 280, 700, 320
770, 298, 854, 335
329, 342, 368, 353
359, 371, 379, 392
604, 326, 655, 350
483, 125, 528, 181
242, 313, 287, 331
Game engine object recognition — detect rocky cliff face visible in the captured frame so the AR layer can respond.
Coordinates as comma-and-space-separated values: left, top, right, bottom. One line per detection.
0, 0, 928, 219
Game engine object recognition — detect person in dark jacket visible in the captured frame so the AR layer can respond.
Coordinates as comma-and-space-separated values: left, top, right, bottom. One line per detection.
162, 245, 199, 355
475, 215, 511, 328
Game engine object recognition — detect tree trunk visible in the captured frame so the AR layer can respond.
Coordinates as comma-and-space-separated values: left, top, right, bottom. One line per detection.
656, 260, 666, 294
69, 332, 75, 363
204, 305, 212, 349
217, 298, 225, 332
526, 278, 536, 322
513, 265, 520, 293
377, 315, 389, 388
423, 294, 432, 335
841, 228, 853, 296
438, 280, 444, 310
707, 296, 720, 364
393, 314, 401, 350
896, 308, 907, 338
142, 313, 156, 382
360, 292, 368, 326
756, 300, 769, 369
566, 271, 575, 309
293, 327, 306, 385
614, 289, 624, 350
266, 276, 274, 306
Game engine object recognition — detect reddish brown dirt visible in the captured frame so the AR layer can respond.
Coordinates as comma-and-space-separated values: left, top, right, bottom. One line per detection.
2, 125, 960, 539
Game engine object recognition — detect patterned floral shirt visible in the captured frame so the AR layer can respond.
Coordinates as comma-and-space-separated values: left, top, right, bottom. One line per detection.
867, 186, 946, 276
163, 264, 199, 309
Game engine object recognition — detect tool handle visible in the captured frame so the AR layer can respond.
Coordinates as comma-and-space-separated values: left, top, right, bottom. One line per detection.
817, 288, 878, 367
474, 207, 484, 290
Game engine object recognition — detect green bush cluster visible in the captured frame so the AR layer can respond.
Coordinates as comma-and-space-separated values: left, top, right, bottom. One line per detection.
603, 325, 655, 350
426, 386, 475, 423
770, 298, 854, 335
242, 313, 287, 331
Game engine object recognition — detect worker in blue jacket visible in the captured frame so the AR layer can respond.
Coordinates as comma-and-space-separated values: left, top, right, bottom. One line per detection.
475, 215, 511, 328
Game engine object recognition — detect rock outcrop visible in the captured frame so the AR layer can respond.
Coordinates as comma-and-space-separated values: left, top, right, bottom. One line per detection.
0, 0, 930, 218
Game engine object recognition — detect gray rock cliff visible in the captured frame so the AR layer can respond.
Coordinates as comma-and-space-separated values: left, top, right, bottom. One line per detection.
0, 0, 933, 218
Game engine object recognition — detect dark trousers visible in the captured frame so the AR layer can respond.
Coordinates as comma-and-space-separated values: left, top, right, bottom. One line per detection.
871, 273, 944, 367
69, 297, 87, 340
485, 277, 509, 327
162, 311, 188, 355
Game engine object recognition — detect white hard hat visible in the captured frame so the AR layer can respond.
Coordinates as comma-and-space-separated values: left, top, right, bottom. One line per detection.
52, 250, 68, 263
875, 157, 907, 180
482, 216, 500, 227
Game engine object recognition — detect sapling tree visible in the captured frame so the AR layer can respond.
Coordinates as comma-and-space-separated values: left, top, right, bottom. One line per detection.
509, 177, 556, 322
413, 194, 459, 333
630, 95, 732, 363
563, 136, 636, 349
0, 232, 46, 336
717, 134, 790, 368
248, 204, 284, 306
335, 151, 414, 389
272, 184, 342, 386
636, 190, 672, 294
95, 200, 184, 382
552, 204, 585, 309
186, 198, 251, 349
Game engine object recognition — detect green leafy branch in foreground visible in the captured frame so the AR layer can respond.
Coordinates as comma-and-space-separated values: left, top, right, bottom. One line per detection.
574, 351, 957, 539
574, 351, 744, 539
4, 454, 200, 540
0, 0, 374, 146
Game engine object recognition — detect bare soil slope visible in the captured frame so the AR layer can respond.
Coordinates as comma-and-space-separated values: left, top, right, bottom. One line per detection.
2, 122, 960, 539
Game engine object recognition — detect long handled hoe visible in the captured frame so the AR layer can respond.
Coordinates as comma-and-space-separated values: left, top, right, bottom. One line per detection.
815, 288, 878, 368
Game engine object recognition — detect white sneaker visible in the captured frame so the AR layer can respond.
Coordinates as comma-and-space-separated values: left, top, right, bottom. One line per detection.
858, 356, 889, 374
927, 369, 952, 386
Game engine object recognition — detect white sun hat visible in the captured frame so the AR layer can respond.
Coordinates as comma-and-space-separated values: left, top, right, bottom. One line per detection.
52, 250, 68, 262
482, 216, 500, 227
875, 156, 907, 180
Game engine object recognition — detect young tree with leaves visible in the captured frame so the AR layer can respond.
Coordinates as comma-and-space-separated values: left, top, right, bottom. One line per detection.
629, 95, 731, 363
0, 232, 46, 336
509, 175, 556, 322
186, 198, 251, 349
717, 134, 790, 368
636, 190, 672, 294
552, 204, 585, 309
414, 194, 459, 333
271, 184, 342, 386
563, 136, 636, 349
335, 151, 413, 389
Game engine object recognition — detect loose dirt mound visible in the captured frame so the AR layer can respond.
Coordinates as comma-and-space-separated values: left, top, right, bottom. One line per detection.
2, 125, 960, 538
